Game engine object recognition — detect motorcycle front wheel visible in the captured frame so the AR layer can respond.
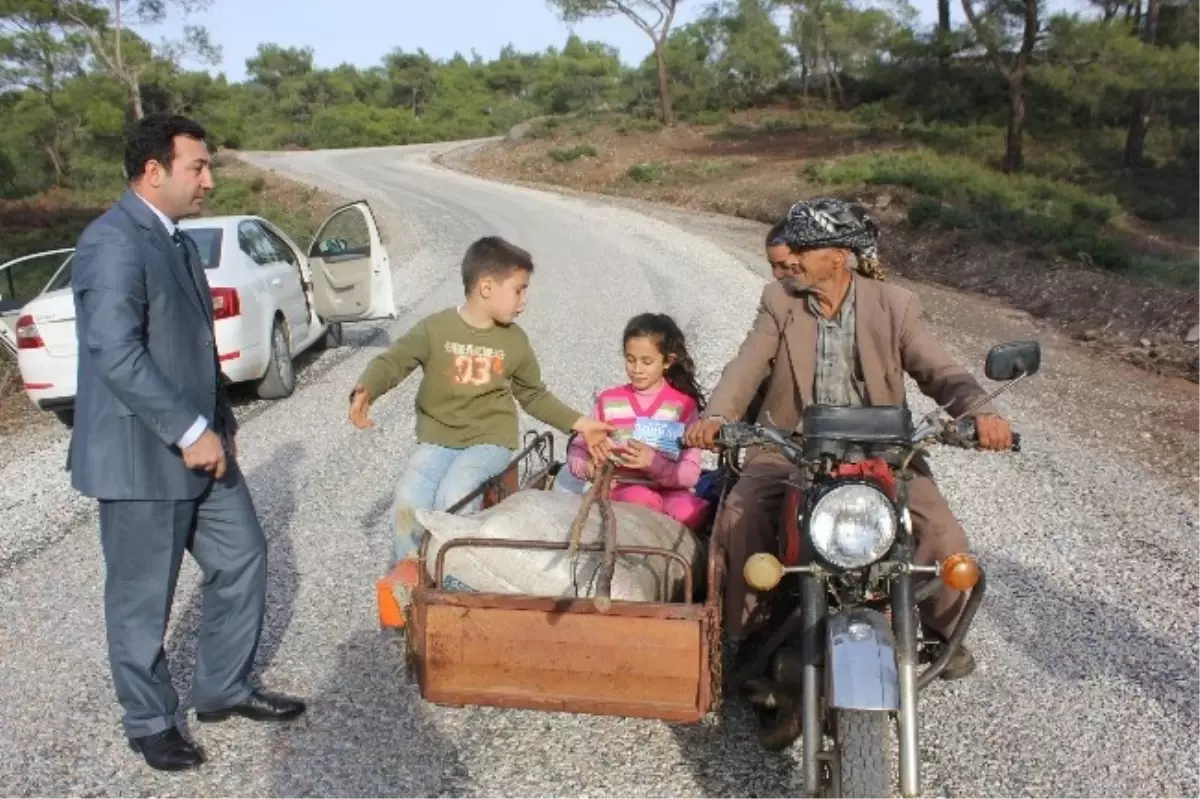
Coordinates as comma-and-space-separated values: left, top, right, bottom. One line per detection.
831, 709, 891, 798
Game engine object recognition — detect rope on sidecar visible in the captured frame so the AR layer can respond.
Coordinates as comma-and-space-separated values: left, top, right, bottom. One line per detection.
567, 459, 619, 612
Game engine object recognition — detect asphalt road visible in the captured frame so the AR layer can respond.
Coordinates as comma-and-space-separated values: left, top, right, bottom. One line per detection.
0, 141, 1196, 798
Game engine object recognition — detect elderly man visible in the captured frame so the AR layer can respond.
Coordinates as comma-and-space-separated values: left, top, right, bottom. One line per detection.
685, 198, 1012, 678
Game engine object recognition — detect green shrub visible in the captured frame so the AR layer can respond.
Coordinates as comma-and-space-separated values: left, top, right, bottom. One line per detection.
689, 109, 731, 126
627, 161, 666, 183
548, 143, 598, 163
799, 148, 1187, 283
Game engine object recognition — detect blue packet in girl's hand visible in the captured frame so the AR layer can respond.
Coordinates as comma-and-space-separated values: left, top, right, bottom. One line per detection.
631, 417, 686, 461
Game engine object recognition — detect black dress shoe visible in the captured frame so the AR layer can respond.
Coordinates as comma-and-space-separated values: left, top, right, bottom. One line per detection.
195, 689, 306, 723
128, 727, 205, 771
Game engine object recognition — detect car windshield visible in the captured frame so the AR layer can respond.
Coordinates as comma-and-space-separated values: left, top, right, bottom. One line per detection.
183, 227, 223, 270
41, 253, 75, 293
3, 250, 74, 298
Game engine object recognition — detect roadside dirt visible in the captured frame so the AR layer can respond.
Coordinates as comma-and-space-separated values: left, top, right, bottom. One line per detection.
0, 356, 44, 438
463, 113, 1199, 385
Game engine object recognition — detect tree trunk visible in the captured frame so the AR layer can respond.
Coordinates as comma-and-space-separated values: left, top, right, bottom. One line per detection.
1123, 0, 1159, 166
1002, 77, 1026, 172
823, 50, 832, 103
937, 0, 952, 62
823, 42, 844, 107
130, 79, 144, 120
44, 144, 66, 185
653, 41, 673, 125
1124, 90, 1155, 166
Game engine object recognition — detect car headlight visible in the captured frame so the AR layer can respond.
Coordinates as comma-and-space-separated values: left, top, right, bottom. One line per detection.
809, 484, 897, 569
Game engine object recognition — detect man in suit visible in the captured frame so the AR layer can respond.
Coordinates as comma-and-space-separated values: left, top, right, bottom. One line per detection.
685, 197, 1013, 680
69, 113, 305, 772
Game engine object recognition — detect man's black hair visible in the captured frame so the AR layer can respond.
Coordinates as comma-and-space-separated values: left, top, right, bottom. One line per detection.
461, 235, 534, 293
124, 113, 209, 182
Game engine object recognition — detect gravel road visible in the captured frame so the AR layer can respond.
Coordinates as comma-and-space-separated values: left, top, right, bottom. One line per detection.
0, 140, 1195, 798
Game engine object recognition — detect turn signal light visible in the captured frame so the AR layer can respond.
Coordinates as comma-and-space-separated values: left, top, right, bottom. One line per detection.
15, 314, 43, 350
211, 287, 241, 319
941, 553, 981, 592
744, 552, 785, 592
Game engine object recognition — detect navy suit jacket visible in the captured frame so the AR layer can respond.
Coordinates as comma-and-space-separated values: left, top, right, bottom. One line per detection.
68, 189, 236, 501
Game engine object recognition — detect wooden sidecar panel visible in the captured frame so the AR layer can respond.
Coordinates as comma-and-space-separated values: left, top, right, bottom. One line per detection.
410, 590, 717, 723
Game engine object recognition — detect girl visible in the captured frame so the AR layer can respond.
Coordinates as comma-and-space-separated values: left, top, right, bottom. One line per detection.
765, 220, 802, 282
566, 313, 711, 531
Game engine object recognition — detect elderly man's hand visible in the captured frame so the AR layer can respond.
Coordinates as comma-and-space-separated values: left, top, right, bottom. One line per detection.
976, 414, 1013, 451
684, 417, 724, 450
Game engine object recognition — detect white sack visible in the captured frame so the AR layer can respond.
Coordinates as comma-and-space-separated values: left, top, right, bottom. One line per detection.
414, 490, 702, 603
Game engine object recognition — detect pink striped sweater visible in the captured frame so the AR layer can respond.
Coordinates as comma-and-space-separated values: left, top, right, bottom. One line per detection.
566, 381, 702, 489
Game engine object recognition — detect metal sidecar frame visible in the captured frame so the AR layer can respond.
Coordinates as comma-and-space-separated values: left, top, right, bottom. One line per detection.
375, 430, 729, 723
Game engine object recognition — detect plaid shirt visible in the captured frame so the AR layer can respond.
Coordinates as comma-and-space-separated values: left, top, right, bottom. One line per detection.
806, 281, 865, 408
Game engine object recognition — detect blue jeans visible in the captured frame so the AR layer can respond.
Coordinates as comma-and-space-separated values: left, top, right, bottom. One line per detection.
391, 442, 515, 564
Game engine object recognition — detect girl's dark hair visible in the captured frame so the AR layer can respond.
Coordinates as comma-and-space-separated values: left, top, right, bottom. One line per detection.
623, 313, 706, 412
766, 221, 788, 247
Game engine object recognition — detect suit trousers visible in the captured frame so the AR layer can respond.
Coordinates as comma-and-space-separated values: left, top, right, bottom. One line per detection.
97, 461, 267, 738
714, 451, 969, 640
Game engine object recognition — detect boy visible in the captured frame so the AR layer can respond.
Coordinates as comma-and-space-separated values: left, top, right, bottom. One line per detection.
348, 236, 612, 565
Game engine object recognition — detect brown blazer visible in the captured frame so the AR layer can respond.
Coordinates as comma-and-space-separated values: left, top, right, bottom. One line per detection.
706, 278, 994, 431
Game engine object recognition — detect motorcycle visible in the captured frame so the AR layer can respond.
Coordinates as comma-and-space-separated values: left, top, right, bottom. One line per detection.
711, 339, 1041, 798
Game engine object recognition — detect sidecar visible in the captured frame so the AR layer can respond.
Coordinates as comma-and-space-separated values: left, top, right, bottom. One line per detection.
375, 431, 731, 723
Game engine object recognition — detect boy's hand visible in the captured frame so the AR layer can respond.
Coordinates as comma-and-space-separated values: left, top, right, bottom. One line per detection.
348, 386, 374, 429
573, 417, 615, 463
617, 440, 655, 471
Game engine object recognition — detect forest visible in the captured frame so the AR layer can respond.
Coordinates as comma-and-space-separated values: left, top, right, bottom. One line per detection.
0, 0, 1195, 284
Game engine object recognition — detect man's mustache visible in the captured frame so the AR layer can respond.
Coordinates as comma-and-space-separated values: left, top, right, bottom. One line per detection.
781, 276, 818, 297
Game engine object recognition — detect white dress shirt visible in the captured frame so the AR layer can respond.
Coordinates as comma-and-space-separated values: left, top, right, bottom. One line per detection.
132, 191, 210, 450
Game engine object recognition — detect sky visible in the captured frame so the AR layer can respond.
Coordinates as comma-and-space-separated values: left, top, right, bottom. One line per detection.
138, 0, 1029, 83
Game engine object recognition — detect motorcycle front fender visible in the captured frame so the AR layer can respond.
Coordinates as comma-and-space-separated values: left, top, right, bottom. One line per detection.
825, 607, 900, 712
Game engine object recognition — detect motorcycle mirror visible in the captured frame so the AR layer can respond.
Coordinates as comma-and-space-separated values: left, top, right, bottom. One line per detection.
984, 340, 1042, 381
744, 552, 785, 592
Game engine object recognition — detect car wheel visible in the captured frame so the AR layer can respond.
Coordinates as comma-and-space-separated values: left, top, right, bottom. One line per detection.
53, 409, 74, 428
317, 321, 343, 350
255, 316, 296, 400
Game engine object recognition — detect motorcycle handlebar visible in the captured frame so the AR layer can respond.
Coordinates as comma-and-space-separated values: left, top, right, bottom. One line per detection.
947, 417, 1022, 453
697, 419, 1021, 454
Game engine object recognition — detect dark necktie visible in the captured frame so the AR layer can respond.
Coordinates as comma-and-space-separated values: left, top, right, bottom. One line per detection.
173, 230, 226, 435
171, 229, 207, 308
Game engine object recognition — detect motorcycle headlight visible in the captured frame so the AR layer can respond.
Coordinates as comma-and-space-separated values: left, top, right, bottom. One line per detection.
808, 484, 897, 569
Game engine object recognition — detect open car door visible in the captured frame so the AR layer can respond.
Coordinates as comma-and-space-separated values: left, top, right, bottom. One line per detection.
306, 201, 396, 324
0, 248, 74, 355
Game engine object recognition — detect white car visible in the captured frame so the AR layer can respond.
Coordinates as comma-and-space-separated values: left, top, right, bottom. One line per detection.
0, 200, 397, 426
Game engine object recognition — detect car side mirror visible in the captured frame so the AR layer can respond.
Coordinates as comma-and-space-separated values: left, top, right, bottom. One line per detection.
985, 340, 1041, 381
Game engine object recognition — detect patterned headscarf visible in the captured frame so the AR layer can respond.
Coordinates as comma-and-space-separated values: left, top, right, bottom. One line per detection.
783, 197, 885, 279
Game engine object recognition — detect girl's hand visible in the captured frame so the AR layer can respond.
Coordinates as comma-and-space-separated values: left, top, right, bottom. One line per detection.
583, 459, 598, 480
617, 440, 655, 471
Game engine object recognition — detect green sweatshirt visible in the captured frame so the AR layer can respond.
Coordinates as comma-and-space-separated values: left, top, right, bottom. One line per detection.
355, 308, 582, 450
